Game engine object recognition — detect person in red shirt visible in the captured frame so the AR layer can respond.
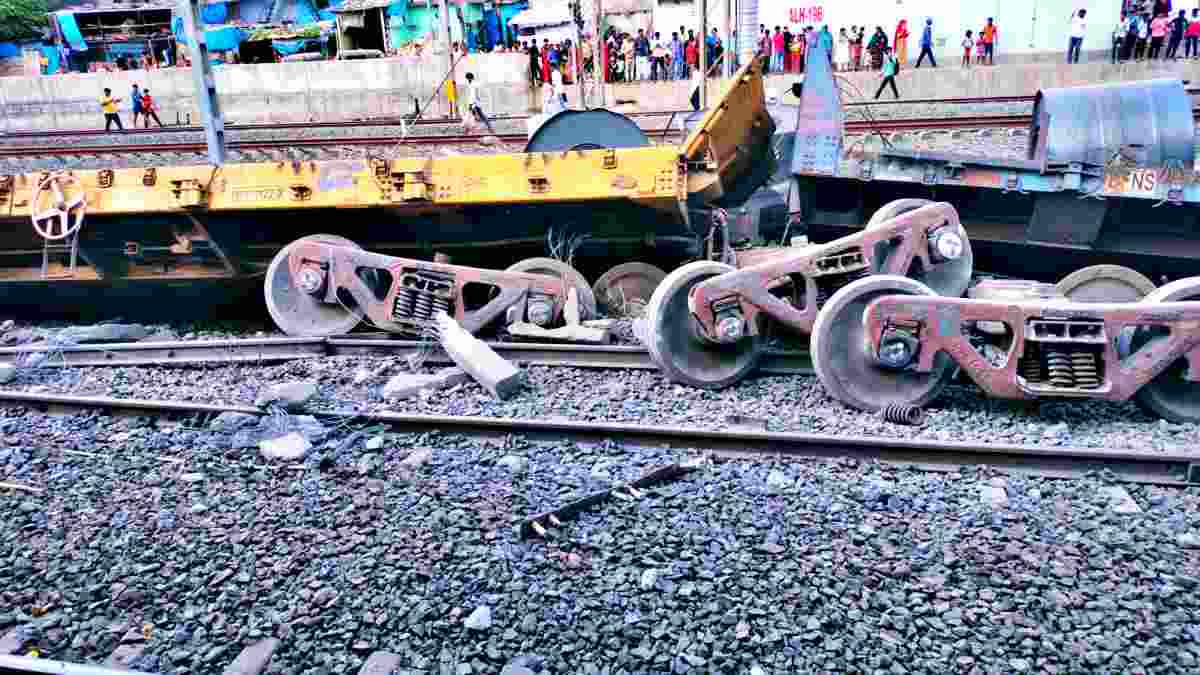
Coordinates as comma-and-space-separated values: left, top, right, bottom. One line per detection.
1187, 9, 1200, 59
140, 89, 163, 128
685, 33, 698, 74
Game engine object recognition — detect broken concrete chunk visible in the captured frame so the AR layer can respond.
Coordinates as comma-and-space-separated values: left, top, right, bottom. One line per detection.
980, 484, 1009, 507
382, 367, 470, 400
436, 311, 524, 399
0, 362, 15, 384
508, 321, 611, 344
254, 380, 318, 411
210, 411, 259, 432
1103, 485, 1142, 514
399, 447, 434, 469
497, 454, 529, 474
57, 323, 151, 343
223, 638, 280, 675
365, 435, 385, 451
258, 433, 312, 461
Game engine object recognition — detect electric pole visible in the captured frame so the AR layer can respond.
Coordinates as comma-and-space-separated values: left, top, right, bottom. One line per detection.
178, 0, 226, 166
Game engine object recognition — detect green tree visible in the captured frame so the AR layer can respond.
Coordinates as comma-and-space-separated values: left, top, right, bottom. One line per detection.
0, 0, 50, 43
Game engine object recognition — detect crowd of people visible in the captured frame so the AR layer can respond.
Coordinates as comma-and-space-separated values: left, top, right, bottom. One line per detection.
1110, 5, 1200, 63
595, 27, 726, 83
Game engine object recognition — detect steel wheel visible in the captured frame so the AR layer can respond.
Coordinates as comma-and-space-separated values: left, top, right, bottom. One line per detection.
505, 257, 597, 321
866, 198, 974, 298
593, 262, 668, 318
812, 275, 956, 411
1129, 278, 1200, 424
1055, 264, 1157, 303
644, 261, 764, 389
265, 234, 363, 337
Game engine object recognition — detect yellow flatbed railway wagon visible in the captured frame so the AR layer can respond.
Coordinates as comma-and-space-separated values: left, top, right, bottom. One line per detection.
0, 58, 773, 308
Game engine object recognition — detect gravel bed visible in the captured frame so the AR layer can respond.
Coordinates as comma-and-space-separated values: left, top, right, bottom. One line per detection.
2, 403, 1200, 674
3, 354, 1197, 454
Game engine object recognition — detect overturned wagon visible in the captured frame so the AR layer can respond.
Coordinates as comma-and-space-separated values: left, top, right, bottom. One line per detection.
737, 41, 1200, 286
0, 59, 775, 314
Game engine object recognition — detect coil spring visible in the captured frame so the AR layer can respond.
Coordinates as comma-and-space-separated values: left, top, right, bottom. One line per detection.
1018, 343, 1044, 383
881, 404, 926, 426
394, 287, 418, 318
1046, 347, 1075, 388
1072, 351, 1101, 389
814, 268, 871, 309
431, 295, 451, 317
414, 292, 434, 320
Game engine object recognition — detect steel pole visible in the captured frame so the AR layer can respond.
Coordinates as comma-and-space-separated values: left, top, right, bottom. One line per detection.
177, 0, 225, 166
440, 0, 454, 118
593, 0, 604, 107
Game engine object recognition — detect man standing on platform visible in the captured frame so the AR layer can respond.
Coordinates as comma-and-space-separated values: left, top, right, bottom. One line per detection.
980, 18, 997, 65
1067, 9, 1087, 63
914, 18, 936, 68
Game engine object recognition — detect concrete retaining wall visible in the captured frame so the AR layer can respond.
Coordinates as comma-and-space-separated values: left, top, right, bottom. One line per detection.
0, 53, 532, 132
2, 56, 1198, 132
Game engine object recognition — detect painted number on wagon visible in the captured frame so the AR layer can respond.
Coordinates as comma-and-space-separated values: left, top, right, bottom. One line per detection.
232, 187, 286, 202
789, 6, 824, 23
1103, 169, 1159, 197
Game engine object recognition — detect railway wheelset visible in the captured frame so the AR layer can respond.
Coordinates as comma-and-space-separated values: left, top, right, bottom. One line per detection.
638, 199, 1200, 425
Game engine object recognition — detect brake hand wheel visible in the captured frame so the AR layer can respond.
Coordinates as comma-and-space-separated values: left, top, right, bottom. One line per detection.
31, 173, 87, 241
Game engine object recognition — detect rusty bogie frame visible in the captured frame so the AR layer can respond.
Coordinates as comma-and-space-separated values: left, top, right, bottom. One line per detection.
689, 202, 967, 340
285, 241, 570, 336
863, 295, 1200, 404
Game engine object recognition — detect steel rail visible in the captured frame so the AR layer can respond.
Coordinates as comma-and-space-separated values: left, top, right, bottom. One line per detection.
0, 336, 815, 375
0, 654, 152, 675
0, 390, 1194, 485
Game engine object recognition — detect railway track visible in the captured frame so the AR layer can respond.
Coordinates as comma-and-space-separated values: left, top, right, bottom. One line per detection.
0, 336, 813, 374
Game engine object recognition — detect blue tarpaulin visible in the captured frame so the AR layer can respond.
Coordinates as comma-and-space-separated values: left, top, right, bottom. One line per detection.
172, 18, 244, 52
107, 42, 148, 56
38, 45, 60, 74
0, 43, 19, 59
56, 12, 88, 51
272, 39, 308, 55
201, 1, 228, 24
294, 0, 319, 25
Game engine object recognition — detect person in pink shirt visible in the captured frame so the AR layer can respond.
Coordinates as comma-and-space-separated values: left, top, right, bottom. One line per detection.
1150, 12, 1169, 58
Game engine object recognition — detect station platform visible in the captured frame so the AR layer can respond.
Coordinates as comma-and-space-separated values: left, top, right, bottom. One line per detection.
2, 54, 1197, 132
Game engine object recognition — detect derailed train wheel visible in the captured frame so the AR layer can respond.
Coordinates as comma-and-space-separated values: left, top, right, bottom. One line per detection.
644, 261, 764, 389
524, 109, 652, 153
1126, 278, 1200, 424
866, 198, 974, 299
505, 257, 597, 321
1055, 264, 1157, 303
265, 234, 364, 337
593, 262, 667, 318
812, 275, 957, 411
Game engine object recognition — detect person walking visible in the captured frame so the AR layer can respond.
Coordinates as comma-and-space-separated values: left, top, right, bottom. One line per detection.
140, 89, 163, 128
894, 19, 909, 65
130, 83, 143, 127
1149, 11, 1168, 59
100, 88, 124, 132
464, 72, 496, 134
1186, 9, 1200, 59
1167, 9, 1187, 58
1067, 9, 1087, 63
1113, 13, 1128, 63
961, 30, 974, 67
980, 18, 997, 65
874, 47, 900, 100
915, 18, 936, 68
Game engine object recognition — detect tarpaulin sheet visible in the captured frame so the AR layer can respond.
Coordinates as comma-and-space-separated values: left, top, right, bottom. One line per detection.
201, 2, 228, 24
56, 12, 88, 51
38, 45, 60, 74
272, 39, 308, 55
205, 26, 244, 51
0, 43, 19, 58
107, 42, 148, 57
294, 0, 319, 25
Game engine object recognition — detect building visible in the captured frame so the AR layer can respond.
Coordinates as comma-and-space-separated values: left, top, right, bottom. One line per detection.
50, 1, 178, 72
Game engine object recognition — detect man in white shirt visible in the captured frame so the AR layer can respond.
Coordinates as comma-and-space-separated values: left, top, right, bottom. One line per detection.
1068, 9, 1087, 63
464, 72, 496, 134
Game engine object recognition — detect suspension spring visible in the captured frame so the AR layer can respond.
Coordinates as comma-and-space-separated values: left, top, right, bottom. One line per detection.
814, 267, 870, 309
394, 287, 418, 318
1072, 351, 1101, 389
414, 292, 434, 320
1046, 347, 1075, 388
1018, 343, 1044, 383
431, 295, 451, 317
881, 404, 926, 426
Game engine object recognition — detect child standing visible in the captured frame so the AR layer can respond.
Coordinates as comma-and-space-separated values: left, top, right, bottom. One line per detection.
962, 30, 975, 67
